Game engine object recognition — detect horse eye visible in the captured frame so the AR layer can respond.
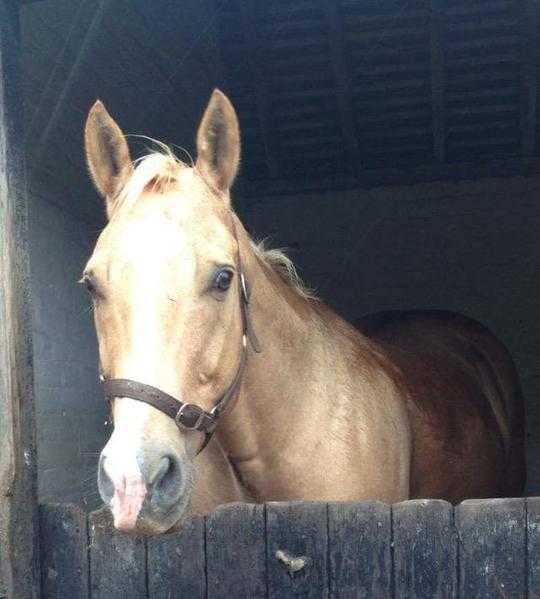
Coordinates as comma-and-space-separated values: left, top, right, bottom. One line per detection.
213, 269, 233, 292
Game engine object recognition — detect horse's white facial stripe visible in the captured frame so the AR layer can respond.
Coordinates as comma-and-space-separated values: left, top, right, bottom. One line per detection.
102, 398, 153, 530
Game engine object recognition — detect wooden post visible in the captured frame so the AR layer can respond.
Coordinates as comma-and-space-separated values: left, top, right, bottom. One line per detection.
88, 509, 146, 599
456, 498, 526, 598
328, 501, 391, 597
40, 505, 88, 599
206, 503, 266, 598
393, 500, 457, 598
0, 1, 40, 598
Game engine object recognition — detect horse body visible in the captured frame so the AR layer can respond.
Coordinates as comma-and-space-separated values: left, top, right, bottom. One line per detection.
82, 90, 525, 534
191, 268, 525, 519
358, 310, 526, 503
209, 245, 412, 508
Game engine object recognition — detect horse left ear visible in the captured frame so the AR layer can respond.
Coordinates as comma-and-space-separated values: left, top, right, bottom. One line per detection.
84, 100, 133, 217
196, 89, 240, 195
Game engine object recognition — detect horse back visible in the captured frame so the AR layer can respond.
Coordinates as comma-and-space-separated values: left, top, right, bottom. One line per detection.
356, 310, 526, 502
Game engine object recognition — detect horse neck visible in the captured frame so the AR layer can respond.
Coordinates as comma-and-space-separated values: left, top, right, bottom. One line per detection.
215, 221, 365, 487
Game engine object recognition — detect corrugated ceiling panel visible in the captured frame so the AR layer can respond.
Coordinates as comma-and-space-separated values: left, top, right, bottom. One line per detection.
444, 0, 522, 162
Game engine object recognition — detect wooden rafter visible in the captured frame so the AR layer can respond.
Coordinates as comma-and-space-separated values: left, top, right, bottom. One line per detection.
241, 155, 540, 198
237, 1, 279, 179
430, 0, 446, 165
520, 0, 538, 160
323, 1, 361, 173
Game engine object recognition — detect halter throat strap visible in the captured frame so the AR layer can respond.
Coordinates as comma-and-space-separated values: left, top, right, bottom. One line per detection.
101, 218, 260, 454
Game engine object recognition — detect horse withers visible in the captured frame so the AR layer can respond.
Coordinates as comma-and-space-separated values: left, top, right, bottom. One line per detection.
82, 90, 525, 534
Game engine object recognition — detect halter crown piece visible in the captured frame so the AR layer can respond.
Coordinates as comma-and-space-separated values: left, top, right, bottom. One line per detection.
102, 219, 261, 454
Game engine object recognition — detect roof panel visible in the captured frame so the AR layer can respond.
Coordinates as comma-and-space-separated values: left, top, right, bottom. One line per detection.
217, 0, 536, 185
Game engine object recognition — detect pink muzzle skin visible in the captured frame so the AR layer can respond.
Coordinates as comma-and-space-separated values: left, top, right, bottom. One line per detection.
109, 474, 147, 531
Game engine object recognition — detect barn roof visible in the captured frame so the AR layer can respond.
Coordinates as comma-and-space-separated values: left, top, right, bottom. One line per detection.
217, 0, 540, 194
19, 0, 540, 213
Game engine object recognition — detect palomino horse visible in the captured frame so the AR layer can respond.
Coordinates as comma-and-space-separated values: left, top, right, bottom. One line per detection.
83, 90, 525, 534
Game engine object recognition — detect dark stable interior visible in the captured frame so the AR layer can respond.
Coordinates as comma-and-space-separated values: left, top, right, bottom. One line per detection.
19, 0, 540, 506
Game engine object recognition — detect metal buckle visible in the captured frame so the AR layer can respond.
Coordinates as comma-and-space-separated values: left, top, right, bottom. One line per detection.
174, 403, 206, 430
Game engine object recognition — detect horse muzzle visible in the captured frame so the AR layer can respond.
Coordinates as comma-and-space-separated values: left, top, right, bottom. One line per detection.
98, 447, 191, 533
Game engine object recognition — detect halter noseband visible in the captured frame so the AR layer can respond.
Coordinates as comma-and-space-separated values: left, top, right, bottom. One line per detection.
101, 220, 261, 454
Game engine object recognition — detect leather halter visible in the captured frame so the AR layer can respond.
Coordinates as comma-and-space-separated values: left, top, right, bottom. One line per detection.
102, 219, 261, 454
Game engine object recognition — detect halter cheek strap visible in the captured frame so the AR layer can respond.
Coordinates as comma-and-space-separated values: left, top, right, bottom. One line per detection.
101, 219, 261, 454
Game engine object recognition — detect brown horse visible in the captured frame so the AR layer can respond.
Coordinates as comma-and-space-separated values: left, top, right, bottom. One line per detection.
83, 90, 525, 534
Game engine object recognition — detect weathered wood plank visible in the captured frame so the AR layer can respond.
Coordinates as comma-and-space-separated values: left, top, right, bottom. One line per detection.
266, 501, 328, 599
0, 1, 40, 597
88, 508, 147, 598
456, 498, 526, 598
393, 500, 456, 599
328, 501, 391, 599
527, 497, 540, 597
147, 515, 206, 599
39, 504, 89, 599
206, 503, 266, 599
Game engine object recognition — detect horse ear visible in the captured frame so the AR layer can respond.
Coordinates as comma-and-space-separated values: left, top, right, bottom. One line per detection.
196, 89, 240, 195
84, 100, 132, 215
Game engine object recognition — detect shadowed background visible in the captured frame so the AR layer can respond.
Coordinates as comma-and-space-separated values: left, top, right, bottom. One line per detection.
19, 0, 540, 505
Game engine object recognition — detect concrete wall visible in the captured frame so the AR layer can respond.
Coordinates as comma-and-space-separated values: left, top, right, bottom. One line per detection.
28, 190, 108, 508
238, 174, 540, 495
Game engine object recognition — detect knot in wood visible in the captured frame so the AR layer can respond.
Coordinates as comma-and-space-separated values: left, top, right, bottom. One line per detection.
275, 549, 312, 576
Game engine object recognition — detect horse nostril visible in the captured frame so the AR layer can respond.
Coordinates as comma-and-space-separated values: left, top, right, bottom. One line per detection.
148, 455, 182, 507
151, 456, 173, 489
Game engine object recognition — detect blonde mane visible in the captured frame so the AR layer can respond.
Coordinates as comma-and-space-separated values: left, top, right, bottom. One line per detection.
115, 141, 190, 212
116, 145, 317, 301
252, 241, 317, 300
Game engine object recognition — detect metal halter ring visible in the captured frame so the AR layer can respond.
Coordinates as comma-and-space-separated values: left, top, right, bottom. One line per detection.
174, 403, 207, 430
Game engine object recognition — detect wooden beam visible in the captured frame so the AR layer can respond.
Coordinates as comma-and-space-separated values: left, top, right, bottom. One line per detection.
239, 156, 540, 199
0, 1, 40, 598
323, 1, 361, 174
520, 0, 539, 160
430, 0, 446, 165
237, 1, 280, 179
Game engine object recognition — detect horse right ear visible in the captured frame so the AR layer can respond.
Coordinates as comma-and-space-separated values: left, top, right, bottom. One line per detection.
195, 89, 240, 196
84, 100, 132, 216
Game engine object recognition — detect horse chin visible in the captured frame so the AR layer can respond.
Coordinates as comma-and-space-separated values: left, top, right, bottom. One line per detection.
106, 472, 195, 536
135, 509, 187, 535
116, 492, 192, 536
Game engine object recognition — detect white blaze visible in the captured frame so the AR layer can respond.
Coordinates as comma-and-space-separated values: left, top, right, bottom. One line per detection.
101, 398, 153, 530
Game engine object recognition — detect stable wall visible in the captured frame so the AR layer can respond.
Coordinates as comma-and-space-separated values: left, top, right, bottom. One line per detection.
27, 185, 106, 507
238, 174, 540, 495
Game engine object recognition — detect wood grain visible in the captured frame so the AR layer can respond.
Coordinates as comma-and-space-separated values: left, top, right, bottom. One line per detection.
0, 1, 40, 597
